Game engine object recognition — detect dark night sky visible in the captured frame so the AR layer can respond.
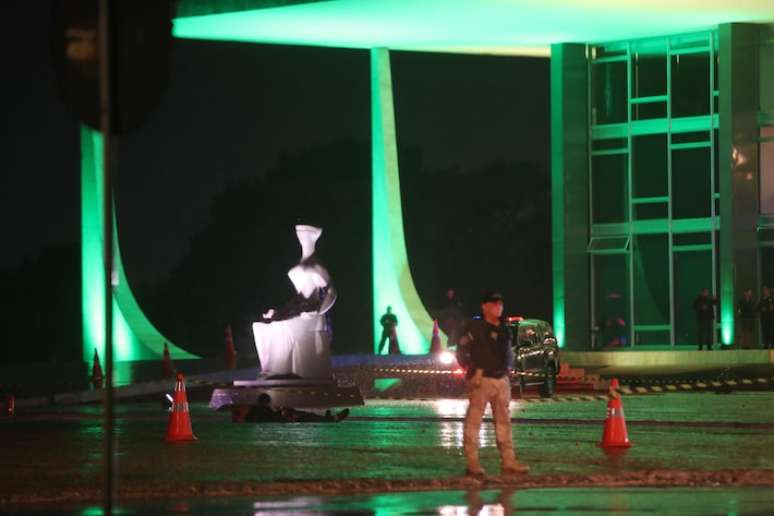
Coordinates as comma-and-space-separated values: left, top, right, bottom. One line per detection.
1, 1, 549, 292
1, 1, 81, 271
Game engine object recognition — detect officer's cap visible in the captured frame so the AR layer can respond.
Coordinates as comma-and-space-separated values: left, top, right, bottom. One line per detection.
481, 291, 504, 304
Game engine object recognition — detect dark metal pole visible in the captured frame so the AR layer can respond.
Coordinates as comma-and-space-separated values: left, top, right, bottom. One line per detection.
98, 0, 115, 513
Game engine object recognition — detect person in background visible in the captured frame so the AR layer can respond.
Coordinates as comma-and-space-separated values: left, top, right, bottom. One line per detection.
440, 288, 465, 347
377, 306, 400, 354
737, 289, 757, 349
759, 286, 774, 349
693, 288, 717, 350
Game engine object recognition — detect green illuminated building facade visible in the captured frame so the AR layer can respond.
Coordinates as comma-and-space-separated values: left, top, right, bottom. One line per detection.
81, 1, 774, 360
553, 25, 774, 348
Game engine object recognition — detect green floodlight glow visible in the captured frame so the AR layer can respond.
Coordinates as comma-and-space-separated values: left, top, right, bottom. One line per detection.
81, 127, 198, 364
173, 2, 774, 354
371, 48, 434, 354
719, 199, 735, 346
79, 507, 104, 516
173, 0, 774, 56
373, 378, 401, 392
81, 126, 119, 361
549, 47, 566, 349
721, 316, 734, 345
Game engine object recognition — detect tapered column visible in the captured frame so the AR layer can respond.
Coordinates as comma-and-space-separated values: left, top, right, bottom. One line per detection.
551, 43, 590, 349
81, 126, 197, 364
371, 47, 433, 354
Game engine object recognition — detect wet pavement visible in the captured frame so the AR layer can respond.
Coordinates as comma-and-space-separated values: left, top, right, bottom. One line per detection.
5, 487, 774, 515
2, 392, 774, 511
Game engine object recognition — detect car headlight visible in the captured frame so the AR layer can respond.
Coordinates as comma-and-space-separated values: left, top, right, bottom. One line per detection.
438, 351, 456, 365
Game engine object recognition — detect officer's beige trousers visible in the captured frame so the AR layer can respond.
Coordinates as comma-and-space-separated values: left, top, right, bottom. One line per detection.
463, 376, 517, 471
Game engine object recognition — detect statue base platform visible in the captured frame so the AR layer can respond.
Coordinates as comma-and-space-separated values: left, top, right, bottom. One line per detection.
209, 373, 364, 411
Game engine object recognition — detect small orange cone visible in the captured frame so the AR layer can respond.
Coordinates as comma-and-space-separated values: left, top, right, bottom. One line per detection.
162, 342, 175, 379
166, 373, 197, 442
600, 378, 631, 448
4, 395, 14, 416
224, 325, 237, 370
430, 320, 442, 354
91, 349, 104, 389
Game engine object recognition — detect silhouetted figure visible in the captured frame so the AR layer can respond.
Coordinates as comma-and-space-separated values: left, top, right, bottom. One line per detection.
592, 292, 627, 349
378, 306, 400, 354
737, 289, 757, 348
604, 292, 628, 348
759, 286, 774, 349
693, 288, 717, 350
440, 288, 465, 346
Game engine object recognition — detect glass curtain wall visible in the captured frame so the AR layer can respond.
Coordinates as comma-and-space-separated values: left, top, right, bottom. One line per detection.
589, 32, 719, 348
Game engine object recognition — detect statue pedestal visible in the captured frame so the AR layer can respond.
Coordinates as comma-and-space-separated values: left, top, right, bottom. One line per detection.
209, 373, 363, 413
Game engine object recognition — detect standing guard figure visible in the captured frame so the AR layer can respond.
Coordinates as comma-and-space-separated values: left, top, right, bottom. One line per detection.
378, 306, 400, 354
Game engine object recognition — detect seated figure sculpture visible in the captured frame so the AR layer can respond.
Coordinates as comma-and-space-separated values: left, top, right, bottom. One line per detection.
252, 225, 336, 380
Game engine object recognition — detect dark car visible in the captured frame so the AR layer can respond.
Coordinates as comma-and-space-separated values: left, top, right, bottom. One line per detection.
506, 317, 560, 398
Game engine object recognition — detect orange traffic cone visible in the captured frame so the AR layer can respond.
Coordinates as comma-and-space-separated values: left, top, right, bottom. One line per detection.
162, 342, 175, 379
430, 320, 442, 354
224, 325, 237, 370
166, 373, 197, 442
91, 349, 104, 389
608, 377, 620, 396
4, 395, 14, 416
600, 378, 631, 448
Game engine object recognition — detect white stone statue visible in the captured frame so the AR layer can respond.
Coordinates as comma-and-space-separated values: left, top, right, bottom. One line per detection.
252, 225, 336, 379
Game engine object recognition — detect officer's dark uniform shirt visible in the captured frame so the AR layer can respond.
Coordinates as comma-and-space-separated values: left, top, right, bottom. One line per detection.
693, 295, 717, 320
456, 319, 514, 379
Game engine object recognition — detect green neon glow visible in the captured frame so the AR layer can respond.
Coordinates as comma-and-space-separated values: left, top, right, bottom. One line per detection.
719, 230, 734, 340
549, 46, 566, 348
79, 507, 104, 516
172, 2, 773, 353
81, 126, 117, 361
717, 25, 734, 347
371, 48, 433, 354
172, 0, 774, 56
373, 378, 401, 392
81, 127, 198, 363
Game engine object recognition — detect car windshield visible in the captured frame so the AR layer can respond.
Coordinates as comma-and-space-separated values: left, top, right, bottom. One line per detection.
517, 325, 537, 346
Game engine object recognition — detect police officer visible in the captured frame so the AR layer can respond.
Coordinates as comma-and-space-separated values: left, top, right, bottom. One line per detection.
456, 292, 528, 477
759, 286, 774, 349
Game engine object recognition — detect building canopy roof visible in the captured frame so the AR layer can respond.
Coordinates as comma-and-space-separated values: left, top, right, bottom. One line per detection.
174, 0, 774, 56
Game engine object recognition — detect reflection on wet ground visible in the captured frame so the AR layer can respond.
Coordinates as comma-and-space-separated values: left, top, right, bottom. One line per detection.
2, 393, 774, 508
13, 487, 774, 515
